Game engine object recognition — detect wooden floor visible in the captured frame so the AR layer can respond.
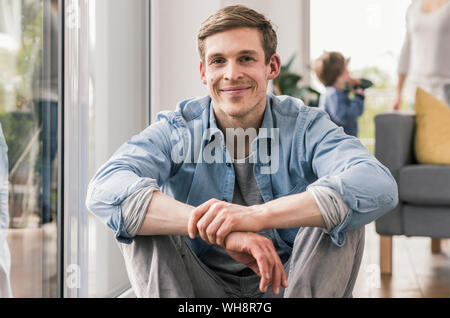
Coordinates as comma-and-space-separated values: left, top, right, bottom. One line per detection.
6, 223, 57, 298
353, 222, 450, 298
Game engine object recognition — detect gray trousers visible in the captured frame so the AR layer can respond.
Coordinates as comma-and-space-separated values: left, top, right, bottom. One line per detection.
118, 226, 365, 298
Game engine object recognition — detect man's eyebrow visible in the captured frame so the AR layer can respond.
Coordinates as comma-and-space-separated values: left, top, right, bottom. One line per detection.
207, 50, 260, 60
238, 50, 259, 56
207, 53, 224, 60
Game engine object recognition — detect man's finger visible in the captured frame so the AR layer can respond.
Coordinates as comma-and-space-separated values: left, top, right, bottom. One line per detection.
271, 261, 282, 295
260, 272, 270, 293
262, 244, 285, 295
282, 265, 288, 289
262, 246, 278, 294
270, 246, 288, 291
254, 247, 272, 293
188, 199, 216, 238
216, 219, 234, 247
205, 216, 226, 245
197, 203, 223, 243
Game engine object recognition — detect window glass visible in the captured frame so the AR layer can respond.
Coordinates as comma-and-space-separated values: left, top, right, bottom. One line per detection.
0, 0, 59, 297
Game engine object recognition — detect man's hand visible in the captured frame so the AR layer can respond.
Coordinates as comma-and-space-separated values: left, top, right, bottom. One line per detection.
224, 232, 288, 295
188, 198, 264, 246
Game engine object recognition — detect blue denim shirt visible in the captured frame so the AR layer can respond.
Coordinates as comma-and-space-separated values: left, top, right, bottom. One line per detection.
319, 86, 365, 137
86, 93, 398, 260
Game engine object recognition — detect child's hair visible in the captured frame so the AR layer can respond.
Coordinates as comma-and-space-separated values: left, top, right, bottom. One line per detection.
313, 51, 347, 86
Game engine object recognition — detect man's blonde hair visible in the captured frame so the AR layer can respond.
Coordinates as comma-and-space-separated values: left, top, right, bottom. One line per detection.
197, 5, 277, 65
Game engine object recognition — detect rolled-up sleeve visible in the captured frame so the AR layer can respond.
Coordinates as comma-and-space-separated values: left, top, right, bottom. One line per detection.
307, 186, 349, 233
85, 113, 184, 244
304, 110, 398, 246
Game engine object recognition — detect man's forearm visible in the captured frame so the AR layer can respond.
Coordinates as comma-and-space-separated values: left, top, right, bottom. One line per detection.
258, 190, 327, 230
133, 189, 326, 237
188, 190, 329, 246
136, 191, 193, 236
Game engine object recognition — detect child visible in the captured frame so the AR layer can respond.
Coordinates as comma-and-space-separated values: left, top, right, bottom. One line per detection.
313, 51, 365, 137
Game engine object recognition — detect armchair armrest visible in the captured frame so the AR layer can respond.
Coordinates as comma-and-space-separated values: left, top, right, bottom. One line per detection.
374, 112, 415, 180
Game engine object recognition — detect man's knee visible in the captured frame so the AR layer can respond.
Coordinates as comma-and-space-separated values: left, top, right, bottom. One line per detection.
117, 235, 195, 297
292, 226, 364, 259
118, 234, 185, 262
285, 226, 365, 297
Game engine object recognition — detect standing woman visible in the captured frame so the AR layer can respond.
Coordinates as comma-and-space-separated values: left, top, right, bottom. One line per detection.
393, 0, 450, 109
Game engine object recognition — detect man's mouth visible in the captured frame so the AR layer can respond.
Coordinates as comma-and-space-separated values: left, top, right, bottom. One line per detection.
220, 86, 252, 95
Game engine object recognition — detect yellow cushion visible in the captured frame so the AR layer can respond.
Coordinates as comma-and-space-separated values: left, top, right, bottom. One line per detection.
414, 87, 450, 164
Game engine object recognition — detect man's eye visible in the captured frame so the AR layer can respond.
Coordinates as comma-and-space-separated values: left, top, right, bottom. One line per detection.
240, 56, 254, 62
211, 58, 225, 64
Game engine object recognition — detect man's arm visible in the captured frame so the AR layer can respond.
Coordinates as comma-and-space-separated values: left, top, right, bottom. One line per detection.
261, 190, 326, 229
136, 190, 192, 236
188, 190, 327, 246
133, 191, 287, 295
85, 116, 182, 243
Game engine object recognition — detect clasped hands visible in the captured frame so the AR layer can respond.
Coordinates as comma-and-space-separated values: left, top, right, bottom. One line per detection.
188, 198, 288, 294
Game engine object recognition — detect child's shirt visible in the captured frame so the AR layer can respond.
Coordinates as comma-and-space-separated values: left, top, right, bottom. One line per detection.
318, 86, 365, 137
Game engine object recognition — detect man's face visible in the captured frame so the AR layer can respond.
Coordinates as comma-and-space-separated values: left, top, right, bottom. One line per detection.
200, 27, 280, 122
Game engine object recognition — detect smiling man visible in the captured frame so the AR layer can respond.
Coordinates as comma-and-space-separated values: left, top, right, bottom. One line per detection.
86, 5, 398, 298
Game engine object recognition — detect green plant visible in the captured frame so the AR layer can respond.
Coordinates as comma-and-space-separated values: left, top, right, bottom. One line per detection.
0, 0, 43, 172
0, 111, 36, 170
273, 54, 321, 107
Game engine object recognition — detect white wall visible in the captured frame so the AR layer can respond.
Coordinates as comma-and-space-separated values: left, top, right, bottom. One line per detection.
150, 0, 310, 119
223, 0, 310, 83
89, 0, 149, 297
150, 0, 219, 119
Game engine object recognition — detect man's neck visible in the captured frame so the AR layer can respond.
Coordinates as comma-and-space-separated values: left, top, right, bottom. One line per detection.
213, 98, 266, 160
213, 100, 266, 133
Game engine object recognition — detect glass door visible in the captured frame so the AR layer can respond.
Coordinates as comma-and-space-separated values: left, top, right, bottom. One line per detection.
0, 0, 61, 297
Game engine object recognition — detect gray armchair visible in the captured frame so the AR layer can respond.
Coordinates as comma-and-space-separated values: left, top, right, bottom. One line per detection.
374, 112, 450, 274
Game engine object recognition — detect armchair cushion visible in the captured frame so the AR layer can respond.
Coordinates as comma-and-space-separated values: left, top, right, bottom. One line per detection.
414, 87, 450, 164
374, 112, 416, 180
403, 205, 450, 238
399, 164, 450, 205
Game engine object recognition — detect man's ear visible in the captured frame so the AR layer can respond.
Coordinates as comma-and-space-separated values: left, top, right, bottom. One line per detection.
267, 54, 281, 81
200, 61, 207, 85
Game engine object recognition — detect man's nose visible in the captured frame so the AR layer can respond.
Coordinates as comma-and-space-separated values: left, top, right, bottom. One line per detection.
223, 61, 244, 81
